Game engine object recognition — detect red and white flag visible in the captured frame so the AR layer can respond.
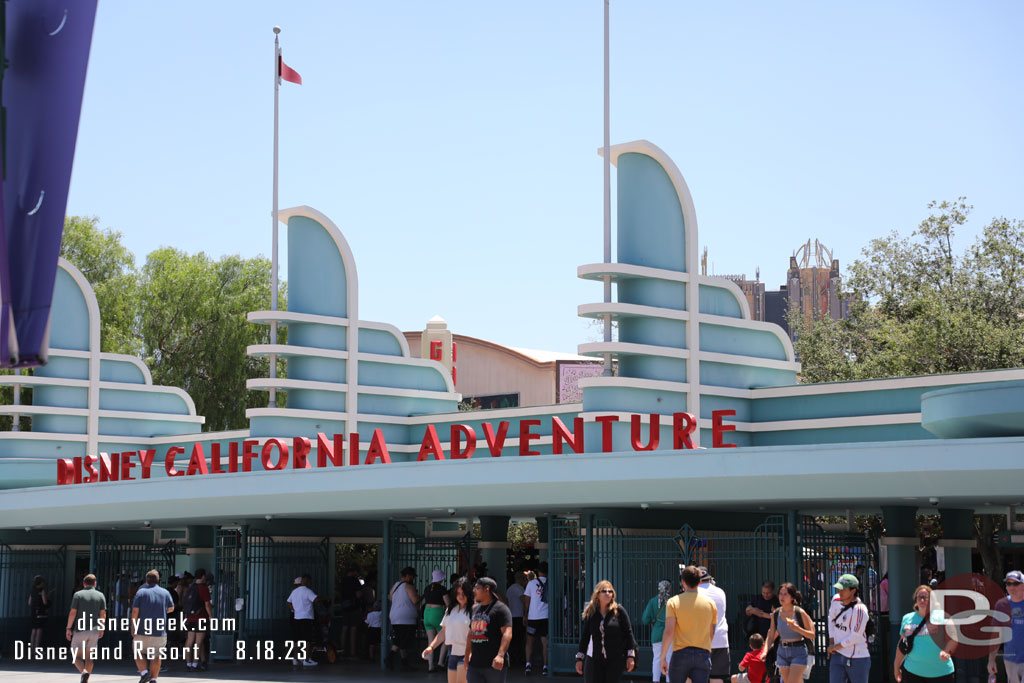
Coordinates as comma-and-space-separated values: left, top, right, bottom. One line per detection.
278, 53, 302, 85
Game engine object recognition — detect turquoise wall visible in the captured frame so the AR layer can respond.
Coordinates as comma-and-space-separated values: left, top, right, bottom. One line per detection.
617, 153, 687, 272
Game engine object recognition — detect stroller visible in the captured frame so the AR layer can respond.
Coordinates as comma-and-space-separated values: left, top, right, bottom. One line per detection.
310, 597, 337, 663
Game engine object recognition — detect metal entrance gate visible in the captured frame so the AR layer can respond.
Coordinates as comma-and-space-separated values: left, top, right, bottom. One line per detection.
212, 526, 245, 654
388, 523, 476, 587
550, 516, 788, 675
0, 544, 67, 650
94, 535, 179, 650
382, 522, 477, 662
218, 530, 329, 642
797, 519, 883, 683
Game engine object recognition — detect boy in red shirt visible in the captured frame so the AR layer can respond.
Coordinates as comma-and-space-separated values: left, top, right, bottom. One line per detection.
733, 634, 767, 683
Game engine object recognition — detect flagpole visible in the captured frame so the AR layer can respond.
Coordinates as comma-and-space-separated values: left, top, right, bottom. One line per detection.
602, 0, 612, 377
269, 25, 281, 408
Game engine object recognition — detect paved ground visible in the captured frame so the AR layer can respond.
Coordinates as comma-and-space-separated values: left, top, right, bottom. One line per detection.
0, 658, 543, 682
0, 658, 452, 681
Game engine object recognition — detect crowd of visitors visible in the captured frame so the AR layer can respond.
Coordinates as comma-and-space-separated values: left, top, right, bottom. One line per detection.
17, 557, 1024, 683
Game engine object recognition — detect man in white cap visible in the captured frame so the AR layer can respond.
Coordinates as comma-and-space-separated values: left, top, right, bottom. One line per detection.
287, 575, 319, 668
697, 567, 730, 683
990, 570, 1024, 683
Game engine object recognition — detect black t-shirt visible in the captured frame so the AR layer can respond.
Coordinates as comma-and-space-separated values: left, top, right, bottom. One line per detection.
30, 588, 47, 617
749, 594, 780, 637
423, 582, 447, 604
339, 576, 362, 609
469, 600, 512, 668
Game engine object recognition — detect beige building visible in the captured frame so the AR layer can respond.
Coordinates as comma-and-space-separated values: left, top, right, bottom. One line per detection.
404, 316, 603, 409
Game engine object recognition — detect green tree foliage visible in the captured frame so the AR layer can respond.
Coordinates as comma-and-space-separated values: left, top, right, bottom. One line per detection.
52, 216, 283, 431
60, 216, 140, 355
138, 248, 281, 431
794, 199, 1024, 383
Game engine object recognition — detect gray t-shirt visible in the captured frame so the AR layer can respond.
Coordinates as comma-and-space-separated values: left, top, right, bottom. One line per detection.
71, 586, 107, 632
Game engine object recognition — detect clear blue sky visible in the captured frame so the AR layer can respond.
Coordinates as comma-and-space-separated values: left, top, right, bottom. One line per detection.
66, 1, 1024, 353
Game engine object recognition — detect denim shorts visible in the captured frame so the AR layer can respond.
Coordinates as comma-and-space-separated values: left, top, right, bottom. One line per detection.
776, 643, 808, 667
448, 654, 465, 671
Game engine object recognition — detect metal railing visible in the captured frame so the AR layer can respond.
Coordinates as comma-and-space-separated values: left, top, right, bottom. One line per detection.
0, 543, 67, 651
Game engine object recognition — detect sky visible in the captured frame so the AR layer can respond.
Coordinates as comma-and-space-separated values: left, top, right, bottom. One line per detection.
65, 1, 1024, 353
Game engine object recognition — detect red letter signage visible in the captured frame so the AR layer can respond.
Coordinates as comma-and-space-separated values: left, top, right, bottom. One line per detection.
711, 410, 738, 448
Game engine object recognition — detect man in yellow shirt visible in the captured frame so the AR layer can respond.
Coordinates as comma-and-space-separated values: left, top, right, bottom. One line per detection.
659, 565, 718, 683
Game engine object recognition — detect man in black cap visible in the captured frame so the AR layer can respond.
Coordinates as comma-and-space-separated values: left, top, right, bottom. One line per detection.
467, 577, 513, 683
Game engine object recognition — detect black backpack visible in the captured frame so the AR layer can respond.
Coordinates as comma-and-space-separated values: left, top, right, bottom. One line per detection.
181, 584, 203, 617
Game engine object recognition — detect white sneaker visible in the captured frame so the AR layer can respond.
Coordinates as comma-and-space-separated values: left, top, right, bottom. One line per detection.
303, 659, 319, 667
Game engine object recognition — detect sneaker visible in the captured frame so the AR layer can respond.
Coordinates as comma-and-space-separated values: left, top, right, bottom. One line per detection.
139, 673, 152, 683
303, 659, 319, 667
80, 673, 90, 683
526, 663, 533, 675
198, 662, 208, 672
293, 659, 301, 668
543, 665, 549, 676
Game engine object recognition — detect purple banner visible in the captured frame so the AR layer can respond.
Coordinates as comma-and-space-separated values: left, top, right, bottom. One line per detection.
1, 0, 97, 366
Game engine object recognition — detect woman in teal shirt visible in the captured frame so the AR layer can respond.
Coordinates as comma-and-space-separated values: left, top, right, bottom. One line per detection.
642, 581, 672, 683
894, 585, 956, 683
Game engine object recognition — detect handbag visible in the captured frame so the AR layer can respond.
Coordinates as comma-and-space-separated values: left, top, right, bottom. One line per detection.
898, 617, 927, 655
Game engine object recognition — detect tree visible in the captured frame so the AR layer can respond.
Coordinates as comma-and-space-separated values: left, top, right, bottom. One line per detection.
794, 200, 1024, 578
59, 216, 140, 355
138, 248, 283, 431
793, 199, 1024, 383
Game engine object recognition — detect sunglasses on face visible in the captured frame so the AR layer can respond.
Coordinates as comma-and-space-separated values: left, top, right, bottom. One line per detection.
1006, 581, 1022, 586
599, 589, 614, 594
916, 595, 929, 601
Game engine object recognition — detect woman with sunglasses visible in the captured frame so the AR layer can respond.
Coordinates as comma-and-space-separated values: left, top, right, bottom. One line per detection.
575, 581, 637, 683
894, 585, 956, 683
759, 583, 815, 683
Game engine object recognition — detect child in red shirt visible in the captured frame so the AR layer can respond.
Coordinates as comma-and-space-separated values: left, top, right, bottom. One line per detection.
733, 634, 767, 683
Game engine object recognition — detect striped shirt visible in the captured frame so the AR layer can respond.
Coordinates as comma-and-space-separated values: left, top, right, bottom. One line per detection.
827, 595, 870, 659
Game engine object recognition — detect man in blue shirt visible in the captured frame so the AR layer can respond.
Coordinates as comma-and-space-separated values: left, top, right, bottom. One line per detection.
131, 569, 175, 683
991, 571, 1024, 683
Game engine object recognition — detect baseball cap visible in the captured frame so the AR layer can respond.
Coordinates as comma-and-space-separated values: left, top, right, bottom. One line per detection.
474, 576, 498, 592
294, 576, 303, 585
1004, 570, 1024, 584
834, 574, 859, 590
697, 566, 712, 582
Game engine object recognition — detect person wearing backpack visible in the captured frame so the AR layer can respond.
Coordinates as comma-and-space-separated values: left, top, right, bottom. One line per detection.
759, 583, 815, 683
182, 568, 213, 673
523, 562, 549, 676
827, 574, 872, 683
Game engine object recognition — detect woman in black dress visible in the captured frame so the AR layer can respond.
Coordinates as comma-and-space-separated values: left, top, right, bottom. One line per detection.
575, 580, 637, 683
29, 575, 53, 649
